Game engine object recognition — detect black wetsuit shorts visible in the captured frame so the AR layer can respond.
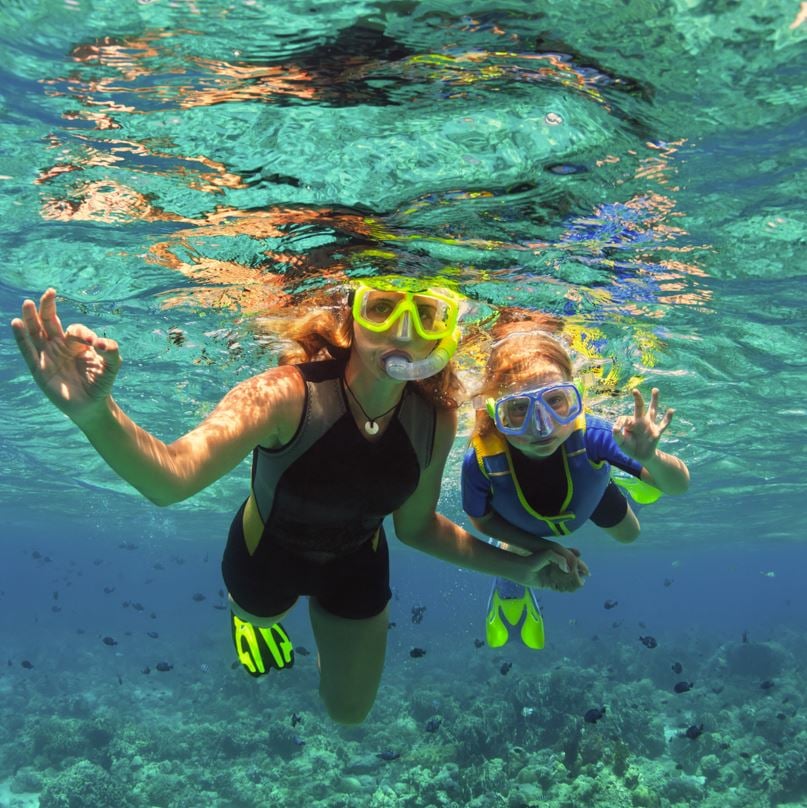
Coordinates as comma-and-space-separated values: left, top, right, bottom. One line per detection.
221, 500, 391, 620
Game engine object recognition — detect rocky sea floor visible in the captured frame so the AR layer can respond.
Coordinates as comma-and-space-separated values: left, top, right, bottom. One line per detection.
2, 624, 805, 808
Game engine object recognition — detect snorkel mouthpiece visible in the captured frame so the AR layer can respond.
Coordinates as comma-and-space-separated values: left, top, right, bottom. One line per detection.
384, 327, 460, 381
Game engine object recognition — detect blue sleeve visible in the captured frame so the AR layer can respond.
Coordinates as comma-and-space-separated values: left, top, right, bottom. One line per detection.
461, 447, 492, 518
584, 414, 644, 477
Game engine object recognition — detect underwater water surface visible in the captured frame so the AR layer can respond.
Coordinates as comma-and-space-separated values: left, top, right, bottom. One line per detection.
0, 1, 805, 806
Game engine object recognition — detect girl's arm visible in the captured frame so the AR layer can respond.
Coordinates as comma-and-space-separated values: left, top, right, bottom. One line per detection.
614, 388, 690, 496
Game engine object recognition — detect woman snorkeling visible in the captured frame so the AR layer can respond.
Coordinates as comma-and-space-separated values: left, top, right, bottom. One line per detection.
11, 280, 562, 724
462, 321, 690, 649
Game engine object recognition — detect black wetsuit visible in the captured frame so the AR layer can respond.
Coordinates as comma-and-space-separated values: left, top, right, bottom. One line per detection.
221, 359, 435, 619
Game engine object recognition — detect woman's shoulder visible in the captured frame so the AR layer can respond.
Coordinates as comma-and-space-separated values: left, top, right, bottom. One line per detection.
233, 364, 306, 418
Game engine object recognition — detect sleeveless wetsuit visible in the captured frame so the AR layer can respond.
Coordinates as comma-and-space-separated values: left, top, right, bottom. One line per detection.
222, 359, 435, 619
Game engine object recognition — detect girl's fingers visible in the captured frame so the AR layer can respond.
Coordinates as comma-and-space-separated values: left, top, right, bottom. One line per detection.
657, 407, 675, 435
632, 388, 645, 419
648, 387, 659, 420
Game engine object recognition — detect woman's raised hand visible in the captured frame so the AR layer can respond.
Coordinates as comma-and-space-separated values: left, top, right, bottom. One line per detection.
11, 288, 122, 421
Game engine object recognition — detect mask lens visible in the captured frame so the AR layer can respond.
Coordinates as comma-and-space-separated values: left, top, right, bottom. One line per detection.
496, 396, 532, 432
538, 385, 581, 423
411, 294, 450, 338
359, 290, 405, 328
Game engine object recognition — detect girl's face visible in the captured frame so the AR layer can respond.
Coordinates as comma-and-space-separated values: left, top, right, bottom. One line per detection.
498, 365, 578, 458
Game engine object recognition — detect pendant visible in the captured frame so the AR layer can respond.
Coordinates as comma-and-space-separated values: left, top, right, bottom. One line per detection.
364, 420, 379, 436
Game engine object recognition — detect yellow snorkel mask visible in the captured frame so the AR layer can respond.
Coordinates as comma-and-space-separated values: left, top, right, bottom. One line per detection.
350, 277, 464, 380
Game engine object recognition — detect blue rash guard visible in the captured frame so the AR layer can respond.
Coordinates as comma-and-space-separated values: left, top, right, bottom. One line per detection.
462, 413, 643, 538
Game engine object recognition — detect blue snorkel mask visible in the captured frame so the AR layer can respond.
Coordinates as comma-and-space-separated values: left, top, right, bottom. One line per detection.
486, 383, 583, 438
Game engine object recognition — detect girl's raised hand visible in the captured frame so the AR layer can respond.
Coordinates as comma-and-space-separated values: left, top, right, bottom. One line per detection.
612, 387, 674, 463
11, 289, 121, 421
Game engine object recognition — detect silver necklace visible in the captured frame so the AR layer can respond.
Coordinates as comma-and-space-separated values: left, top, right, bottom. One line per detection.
343, 378, 399, 435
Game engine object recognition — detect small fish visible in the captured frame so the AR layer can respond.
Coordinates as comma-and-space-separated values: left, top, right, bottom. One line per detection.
663, 578, 674, 587
500, 661, 512, 676
295, 646, 311, 657
411, 605, 426, 624
603, 599, 619, 610
683, 724, 703, 740
291, 712, 302, 727
117, 674, 123, 685
639, 635, 657, 649
146, 631, 159, 639
51, 605, 62, 613
673, 681, 693, 694
155, 661, 173, 672
102, 636, 118, 647
199, 663, 209, 673
474, 638, 485, 649
671, 661, 683, 674
191, 593, 206, 602
142, 666, 151, 675
425, 717, 441, 733
21, 660, 34, 669
584, 706, 606, 724
409, 647, 427, 658
760, 570, 776, 578
292, 735, 306, 747
168, 328, 185, 346
546, 163, 588, 175
760, 680, 775, 690
131, 602, 144, 612
776, 712, 786, 720
521, 706, 536, 718
388, 622, 396, 629
103, 586, 115, 594
376, 750, 400, 761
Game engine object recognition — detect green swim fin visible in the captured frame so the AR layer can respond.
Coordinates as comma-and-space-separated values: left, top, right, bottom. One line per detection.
231, 612, 294, 676
485, 578, 545, 650
612, 474, 662, 505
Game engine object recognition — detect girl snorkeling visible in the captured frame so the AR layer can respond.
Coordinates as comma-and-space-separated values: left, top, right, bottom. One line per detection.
462, 320, 690, 648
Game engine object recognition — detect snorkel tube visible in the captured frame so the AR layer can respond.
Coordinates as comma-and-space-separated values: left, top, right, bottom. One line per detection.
384, 326, 461, 381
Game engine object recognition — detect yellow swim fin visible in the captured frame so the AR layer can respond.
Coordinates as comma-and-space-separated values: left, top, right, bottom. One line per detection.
231, 612, 294, 676
485, 578, 545, 650
612, 474, 662, 505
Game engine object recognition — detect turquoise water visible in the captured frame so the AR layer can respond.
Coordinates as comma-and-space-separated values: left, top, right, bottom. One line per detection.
1, 1, 805, 806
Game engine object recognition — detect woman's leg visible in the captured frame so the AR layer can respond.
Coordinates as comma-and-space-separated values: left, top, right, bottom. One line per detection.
228, 592, 295, 627
309, 598, 389, 725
